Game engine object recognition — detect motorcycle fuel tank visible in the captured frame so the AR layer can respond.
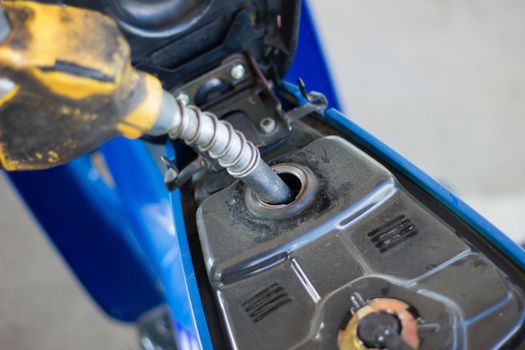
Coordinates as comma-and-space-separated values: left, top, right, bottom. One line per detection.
196, 129, 525, 349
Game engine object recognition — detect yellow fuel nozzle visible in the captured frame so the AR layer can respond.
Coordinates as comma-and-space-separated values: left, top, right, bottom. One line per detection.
0, 2, 164, 171
0, 2, 294, 204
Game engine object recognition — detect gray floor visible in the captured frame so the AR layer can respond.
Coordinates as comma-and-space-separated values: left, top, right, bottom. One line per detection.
0, 175, 138, 350
1, 1, 524, 349
310, 0, 525, 241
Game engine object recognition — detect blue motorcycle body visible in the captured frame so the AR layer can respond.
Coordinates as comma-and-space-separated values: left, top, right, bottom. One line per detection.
7, 2, 525, 349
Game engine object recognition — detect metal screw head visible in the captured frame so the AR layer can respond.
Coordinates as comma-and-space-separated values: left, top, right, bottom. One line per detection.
259, 117, 276, 134
175, 92, 190, 106
230, 64, 246, 81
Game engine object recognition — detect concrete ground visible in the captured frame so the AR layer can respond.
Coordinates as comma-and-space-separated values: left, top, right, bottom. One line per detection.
1, 1, 524, 349
0, 175, 138, 349
310, 0, 525, 241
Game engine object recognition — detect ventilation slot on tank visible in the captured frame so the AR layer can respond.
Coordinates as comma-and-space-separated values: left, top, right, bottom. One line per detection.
241, 283, 291, 323
367, 215, 418, 253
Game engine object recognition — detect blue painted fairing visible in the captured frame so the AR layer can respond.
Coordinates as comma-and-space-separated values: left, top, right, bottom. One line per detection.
101, 138, 213, 349
7, 158, 163, 321
286, 1, 341, 111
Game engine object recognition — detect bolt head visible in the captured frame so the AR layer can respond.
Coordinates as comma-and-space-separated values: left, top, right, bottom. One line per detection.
230, 64, 246, 80
176, 92, 190, 106
259, 117, 276, 134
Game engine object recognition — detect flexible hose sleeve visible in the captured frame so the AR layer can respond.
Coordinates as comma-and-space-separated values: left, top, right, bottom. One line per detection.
149, 92, 292, 205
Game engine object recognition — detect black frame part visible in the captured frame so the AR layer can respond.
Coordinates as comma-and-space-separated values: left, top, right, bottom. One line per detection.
37, 0, 301, 90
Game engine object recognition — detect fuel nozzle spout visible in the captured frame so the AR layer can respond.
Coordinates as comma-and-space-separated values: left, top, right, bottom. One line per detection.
149, 92, 293, 205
